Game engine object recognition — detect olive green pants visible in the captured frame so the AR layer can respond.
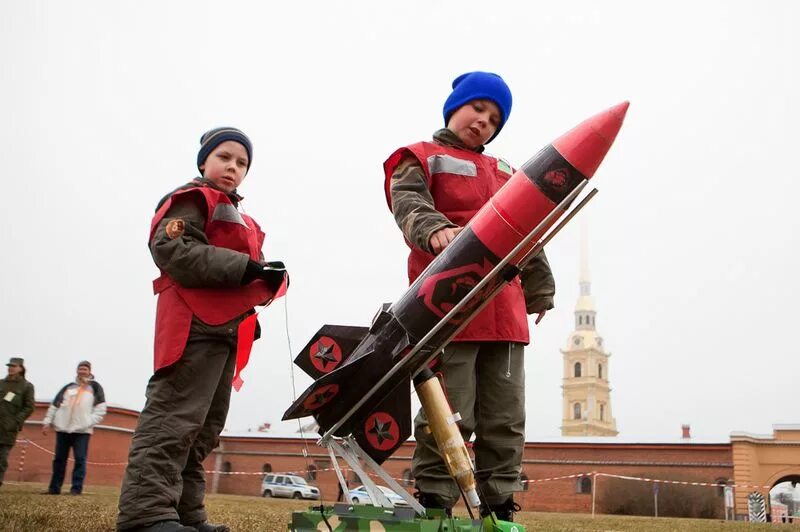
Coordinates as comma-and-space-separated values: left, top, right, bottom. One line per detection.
117, 328, 236, 530
412, 341, 525, 506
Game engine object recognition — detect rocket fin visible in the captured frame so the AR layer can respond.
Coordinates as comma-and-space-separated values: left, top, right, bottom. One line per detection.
293, 324, 369, 379
352, 376, 412, 465
282, 348, 394, 426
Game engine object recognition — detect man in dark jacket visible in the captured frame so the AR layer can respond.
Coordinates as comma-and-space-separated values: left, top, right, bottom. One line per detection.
0, 357, 35, 487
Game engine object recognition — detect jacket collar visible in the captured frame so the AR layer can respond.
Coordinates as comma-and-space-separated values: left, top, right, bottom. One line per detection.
432, 128, 485, 154
193, 177, 244, 205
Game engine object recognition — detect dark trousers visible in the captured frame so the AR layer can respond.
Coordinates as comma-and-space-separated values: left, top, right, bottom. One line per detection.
0, 443, 13, 484
48, 432, 91, 494
117, 329, 237, 530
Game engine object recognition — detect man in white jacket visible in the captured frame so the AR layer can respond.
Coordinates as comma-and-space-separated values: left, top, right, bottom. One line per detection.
42, 360, 107, 495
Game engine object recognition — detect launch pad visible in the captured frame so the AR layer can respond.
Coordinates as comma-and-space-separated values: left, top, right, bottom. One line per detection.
285, 436, 525, 531
289, 505, 525, 532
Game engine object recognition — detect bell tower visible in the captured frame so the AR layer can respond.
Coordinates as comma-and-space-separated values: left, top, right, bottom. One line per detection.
560, 226, 618, 436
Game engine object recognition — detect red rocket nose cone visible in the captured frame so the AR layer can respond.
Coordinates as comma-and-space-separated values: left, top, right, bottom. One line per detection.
552, 101, 630, 178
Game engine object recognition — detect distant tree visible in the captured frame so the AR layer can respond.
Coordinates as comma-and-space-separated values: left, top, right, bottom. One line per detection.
775, 492, 796, 515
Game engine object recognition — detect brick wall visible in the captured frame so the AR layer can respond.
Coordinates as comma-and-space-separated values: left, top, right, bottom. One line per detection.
7, 402, 136, 486
517, 442, 733, 513
6, 403, 735, 515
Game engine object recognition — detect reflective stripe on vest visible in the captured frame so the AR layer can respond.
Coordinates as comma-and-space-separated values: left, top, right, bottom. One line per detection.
211, 203, 248, 227
427, 154, 477, 177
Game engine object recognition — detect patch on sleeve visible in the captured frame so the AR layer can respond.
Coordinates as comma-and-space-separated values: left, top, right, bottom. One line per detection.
497, 158, 512, 175
165, 219, 186, 239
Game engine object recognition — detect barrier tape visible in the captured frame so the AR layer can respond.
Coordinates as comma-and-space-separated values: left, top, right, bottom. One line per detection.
17, 439, 771, 491
596, 472, 770, 490
17, 439, 129, 466
17, 439, 27, 475
521, 472, 591, 484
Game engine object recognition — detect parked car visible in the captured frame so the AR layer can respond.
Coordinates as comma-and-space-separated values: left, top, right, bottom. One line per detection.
348, 485, 410, 507
261, 474, 320, 500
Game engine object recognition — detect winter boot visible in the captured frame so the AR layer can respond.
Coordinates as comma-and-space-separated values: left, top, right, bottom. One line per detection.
414, 490, 453, 517
185, 522, 230, 532
481, 496, 521, 522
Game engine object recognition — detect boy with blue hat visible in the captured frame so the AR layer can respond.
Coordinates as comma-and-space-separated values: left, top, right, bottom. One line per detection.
383, 72, 556, 521
117, 128, 288, 532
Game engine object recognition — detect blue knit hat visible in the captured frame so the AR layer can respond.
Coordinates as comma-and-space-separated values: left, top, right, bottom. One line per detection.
443, 72, 512, 143
197, 127, 253, 173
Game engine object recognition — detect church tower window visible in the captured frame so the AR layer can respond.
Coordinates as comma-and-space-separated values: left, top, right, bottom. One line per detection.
598, 364, 603, 380
574, 362, 582, 378
573, 403, 581, 420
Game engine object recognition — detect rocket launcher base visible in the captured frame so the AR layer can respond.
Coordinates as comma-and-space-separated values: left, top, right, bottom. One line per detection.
289, 504, 526, 531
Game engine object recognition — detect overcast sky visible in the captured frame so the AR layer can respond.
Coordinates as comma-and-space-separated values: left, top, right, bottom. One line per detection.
1, 0, 798, 442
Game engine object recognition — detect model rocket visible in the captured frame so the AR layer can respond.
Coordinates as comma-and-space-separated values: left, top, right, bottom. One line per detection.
283, 102, 629, 509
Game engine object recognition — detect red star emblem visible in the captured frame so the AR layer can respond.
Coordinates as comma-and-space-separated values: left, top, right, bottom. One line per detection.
364, 412, 399, 451
309, 336, 343, 373
302, 384, 339, 411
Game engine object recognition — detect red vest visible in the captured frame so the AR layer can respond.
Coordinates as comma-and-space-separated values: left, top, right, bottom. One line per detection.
384, 142, 529, 343
150, 185, 273, 371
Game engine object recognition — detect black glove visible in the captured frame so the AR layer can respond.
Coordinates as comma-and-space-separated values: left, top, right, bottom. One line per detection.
241, 260, 288, 292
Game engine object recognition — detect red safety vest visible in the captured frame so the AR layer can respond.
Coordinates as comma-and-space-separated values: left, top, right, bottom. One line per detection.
384, 142, 529, 343
150, 185, 273, 372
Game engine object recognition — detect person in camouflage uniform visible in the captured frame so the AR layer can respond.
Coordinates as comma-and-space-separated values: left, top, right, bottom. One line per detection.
384, 72, 555, 522
117, 128, 287, 532
0, 357, 35, 488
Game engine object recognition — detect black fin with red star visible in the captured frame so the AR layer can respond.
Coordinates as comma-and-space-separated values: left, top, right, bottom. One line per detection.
283, 348, 390, 424
293, 324, 369, 379
352, 377, 412, 464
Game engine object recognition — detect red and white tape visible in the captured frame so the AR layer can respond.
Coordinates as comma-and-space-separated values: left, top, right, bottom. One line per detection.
17, 439, 771, 491
595, 472, 770, 490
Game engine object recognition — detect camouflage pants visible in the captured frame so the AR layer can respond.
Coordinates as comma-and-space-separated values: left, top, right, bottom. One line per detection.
412, 341, 525, 506
116, 329, 237, 530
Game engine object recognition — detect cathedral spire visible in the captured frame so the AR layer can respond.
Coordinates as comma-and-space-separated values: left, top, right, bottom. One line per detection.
560, 224, 618, 437
575, 222, 596, 330
579, 222, 591, 296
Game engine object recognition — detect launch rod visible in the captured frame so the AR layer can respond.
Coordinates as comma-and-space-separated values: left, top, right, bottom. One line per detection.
516, 188, 598, 268
321, 180, 588, 442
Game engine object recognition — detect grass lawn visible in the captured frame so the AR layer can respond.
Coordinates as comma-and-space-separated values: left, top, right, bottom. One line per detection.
0, 482, 775, 531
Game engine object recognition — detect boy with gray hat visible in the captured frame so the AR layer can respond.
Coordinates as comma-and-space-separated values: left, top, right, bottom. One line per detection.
0, 357, 35, 487
117, 128, 287, 532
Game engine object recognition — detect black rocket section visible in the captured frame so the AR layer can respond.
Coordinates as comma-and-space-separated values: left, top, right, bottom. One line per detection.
522, 145, 587, 205
392, 228, 516, 349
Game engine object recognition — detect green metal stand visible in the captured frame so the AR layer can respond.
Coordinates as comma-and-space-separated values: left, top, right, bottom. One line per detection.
289, 504, 525, 531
